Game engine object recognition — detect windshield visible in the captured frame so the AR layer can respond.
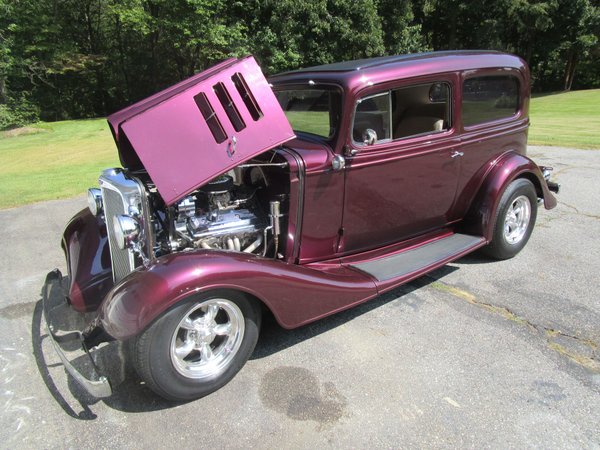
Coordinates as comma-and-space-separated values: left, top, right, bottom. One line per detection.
273, 86, 341, 139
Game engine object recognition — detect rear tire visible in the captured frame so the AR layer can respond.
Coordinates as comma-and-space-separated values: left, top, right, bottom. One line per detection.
131, 290, 261, 402
482, 178, 538, 260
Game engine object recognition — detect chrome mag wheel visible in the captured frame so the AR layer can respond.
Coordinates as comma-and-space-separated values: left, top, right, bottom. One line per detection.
482, 178, 537, 260
503, 195, 531, 245
170, 299, 245, 380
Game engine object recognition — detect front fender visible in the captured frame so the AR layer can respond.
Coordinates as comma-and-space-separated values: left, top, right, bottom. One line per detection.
62, 208, 113, 312
465, 152, 557, 241
98, 250, 376, 340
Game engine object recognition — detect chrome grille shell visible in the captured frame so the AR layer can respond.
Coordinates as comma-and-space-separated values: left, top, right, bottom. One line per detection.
99, 169, 150, 283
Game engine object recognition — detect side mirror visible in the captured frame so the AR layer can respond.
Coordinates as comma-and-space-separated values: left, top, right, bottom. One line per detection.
362, 128, 377, 146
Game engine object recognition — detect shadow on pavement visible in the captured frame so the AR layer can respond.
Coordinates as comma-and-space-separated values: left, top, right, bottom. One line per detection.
454, 251, 501, 265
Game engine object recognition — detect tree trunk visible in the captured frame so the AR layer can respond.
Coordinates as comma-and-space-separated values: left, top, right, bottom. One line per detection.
0, 76, 7, 104
525, 36, 534, 66
563, 49, 578, 91
114, 16, 132, 101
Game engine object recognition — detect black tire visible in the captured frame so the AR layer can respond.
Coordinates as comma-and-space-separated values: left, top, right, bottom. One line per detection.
482, 178, 538, 260
131, 289, 261, 402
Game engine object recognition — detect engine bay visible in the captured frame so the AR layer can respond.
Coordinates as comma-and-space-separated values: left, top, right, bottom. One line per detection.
143, 151, 290, 260
173, 174, 267, 253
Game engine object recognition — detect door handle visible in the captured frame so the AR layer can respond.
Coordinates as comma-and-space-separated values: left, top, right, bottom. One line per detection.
344, 146, 359, 157
451, 151, 464, 158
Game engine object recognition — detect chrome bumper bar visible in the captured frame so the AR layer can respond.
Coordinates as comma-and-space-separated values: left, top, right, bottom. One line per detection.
42, 269, 113, 398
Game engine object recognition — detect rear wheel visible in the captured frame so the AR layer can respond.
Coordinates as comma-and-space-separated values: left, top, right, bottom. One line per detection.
482, 178, 538, 260
131, 290, 261, 401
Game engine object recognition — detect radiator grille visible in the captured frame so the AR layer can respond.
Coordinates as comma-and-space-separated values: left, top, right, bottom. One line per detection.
102, 187, 135, 283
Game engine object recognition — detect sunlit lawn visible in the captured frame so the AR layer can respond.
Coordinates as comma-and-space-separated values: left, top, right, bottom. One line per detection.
284, 110, 331, 137
529, 89, 600, 149
0, 119, 118, 209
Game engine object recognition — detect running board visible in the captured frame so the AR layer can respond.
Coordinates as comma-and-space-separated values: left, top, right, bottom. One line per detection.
348, 233, 485, 282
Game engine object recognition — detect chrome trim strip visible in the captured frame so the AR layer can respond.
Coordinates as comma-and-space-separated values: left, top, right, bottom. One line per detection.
237, 162, 289, 168
138, 180, 156, 265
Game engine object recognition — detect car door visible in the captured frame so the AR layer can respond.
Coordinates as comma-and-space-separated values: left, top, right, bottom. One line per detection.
339, 75, 462, 254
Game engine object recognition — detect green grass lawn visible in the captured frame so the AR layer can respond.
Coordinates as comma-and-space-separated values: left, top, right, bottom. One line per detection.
0, 88, 598, 209
284, 110, 331, 138
529, 89, 600, 149
0, 119, 118, 209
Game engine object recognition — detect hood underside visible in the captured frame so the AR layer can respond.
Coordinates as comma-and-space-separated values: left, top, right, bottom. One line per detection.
107, 56, 295, 206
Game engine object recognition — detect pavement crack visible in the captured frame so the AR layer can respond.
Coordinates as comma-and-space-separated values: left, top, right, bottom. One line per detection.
559, 201, 600, 221
427, 277, 600, 372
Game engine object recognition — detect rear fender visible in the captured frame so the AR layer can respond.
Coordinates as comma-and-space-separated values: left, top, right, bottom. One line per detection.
98, 250, 376, 340
463, 152, 557, 241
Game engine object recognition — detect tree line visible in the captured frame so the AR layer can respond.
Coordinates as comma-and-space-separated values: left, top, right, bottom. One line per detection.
1, 0, 598, 129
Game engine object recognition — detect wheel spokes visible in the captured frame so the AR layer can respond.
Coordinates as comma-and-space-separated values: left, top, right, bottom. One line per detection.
513, 204, 522, 217
200, 342, 214, 361
180, 317, 197, 331
175, 337, 196, 359
205, 304, 219, 322
214, 322, 232, 336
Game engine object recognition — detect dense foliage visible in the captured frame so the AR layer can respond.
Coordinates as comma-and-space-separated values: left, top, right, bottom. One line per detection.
1, 0, 598, 128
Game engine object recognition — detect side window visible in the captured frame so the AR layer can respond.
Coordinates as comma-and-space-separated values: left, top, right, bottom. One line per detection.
462, 76, 519, 127
353, 82, 451, 146
392, 82, 451, 140
353, 92, 391, 144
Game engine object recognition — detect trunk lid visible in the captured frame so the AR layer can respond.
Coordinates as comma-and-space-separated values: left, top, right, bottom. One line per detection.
107, 56, 295, 206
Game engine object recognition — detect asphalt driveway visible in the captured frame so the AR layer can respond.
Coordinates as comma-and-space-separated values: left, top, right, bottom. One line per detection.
0, 146, 599, 448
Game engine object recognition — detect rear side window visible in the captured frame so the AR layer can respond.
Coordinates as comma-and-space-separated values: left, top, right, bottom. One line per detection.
462, 76, 519, 127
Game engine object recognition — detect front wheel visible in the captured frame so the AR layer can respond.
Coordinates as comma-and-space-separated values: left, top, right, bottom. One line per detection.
131, 290, 261, 401
482, 178, 538, 260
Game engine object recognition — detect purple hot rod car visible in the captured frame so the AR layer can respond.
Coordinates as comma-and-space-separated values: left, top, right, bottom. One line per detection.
44, 51, 559, 401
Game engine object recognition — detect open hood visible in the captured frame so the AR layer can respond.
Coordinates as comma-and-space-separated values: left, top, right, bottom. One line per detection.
107, 56, 295, 206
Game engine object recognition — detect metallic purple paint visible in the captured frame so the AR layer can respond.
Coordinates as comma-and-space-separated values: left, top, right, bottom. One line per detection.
61, 208, 112, 312
108, 56, 295, 205
466, 151, 557, 241
270, 52, 528, 99
98, 250, 377, 339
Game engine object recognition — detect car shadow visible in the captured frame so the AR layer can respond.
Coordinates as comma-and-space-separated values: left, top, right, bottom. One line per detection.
251, 275, 441, 359
32, 265, 460, 416
252, 263, 460, 359
454, 251, 500, 265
